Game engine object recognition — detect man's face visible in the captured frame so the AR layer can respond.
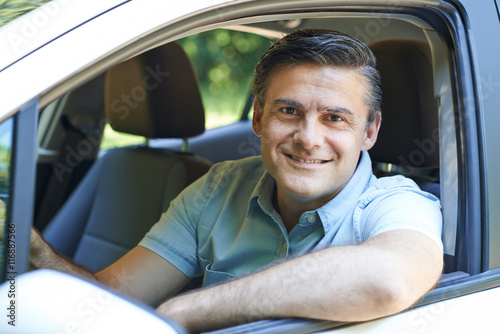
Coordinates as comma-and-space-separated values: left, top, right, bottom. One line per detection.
252, 63, 381, 207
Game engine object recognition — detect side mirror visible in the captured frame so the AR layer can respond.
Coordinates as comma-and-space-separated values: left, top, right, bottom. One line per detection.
0, 269, 187, 333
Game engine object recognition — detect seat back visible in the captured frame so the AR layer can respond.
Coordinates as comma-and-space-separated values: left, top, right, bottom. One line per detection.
43, 43, 212, 272
369, 40, 440, 198
369, 41, 459, 274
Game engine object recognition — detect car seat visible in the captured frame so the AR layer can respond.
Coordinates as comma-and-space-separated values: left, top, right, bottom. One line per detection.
42, 42, 212, 272
368, 40, 460, 274
369, 40, 440, 198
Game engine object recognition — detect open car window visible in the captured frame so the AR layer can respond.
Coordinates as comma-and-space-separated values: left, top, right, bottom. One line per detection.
35, 6, 461, 277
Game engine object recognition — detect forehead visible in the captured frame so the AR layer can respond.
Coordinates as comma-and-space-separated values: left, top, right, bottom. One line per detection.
264, 64, 369, 111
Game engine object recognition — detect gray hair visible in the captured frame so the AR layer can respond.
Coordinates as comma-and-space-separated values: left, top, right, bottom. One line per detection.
251, 29, 382, 125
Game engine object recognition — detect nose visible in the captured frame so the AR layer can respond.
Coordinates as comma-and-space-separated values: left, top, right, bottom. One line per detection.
293, 116, 324, 150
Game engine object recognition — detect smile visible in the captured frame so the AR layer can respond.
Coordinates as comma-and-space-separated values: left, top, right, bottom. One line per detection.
288, 154, 329, 164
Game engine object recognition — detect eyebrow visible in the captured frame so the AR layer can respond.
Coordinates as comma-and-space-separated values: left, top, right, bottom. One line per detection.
272, 98, 354, 116
271, 98, 303, 109
325, 107, 354, 117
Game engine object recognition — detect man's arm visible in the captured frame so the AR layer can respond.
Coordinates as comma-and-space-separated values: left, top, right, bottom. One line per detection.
96, 245, 190, 306
30, 228, 190, 306
30, 227, 96, 279
158, 229, 443, 332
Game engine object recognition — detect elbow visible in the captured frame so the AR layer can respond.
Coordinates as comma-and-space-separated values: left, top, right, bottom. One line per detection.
363, 254, 442, 320
367, 263, 436, 320
372, 262, 443, 318
370, 277, 412, 318
318, 275, 416, 323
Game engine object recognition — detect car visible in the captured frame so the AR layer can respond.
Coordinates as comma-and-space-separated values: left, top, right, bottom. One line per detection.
1, 0, 500, 332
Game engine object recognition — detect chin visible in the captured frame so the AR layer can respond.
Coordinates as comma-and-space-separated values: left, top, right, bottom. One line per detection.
282, 183, 331, 201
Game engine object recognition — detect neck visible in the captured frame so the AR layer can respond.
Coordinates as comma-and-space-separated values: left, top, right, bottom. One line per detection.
273, 187, 335, 233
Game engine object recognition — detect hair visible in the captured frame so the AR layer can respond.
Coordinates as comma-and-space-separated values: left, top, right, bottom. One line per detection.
251, 29, 382, 125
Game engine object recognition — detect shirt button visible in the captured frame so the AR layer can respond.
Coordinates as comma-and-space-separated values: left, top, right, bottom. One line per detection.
307, 214, 316, 223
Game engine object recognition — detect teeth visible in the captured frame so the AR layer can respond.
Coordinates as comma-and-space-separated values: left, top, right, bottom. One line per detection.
290, 155, 325, 164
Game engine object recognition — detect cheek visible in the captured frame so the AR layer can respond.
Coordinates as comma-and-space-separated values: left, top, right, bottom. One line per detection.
259, 128, 274, 150
261, 119, 291, 145
324, 130, 364, 154
325, 130, 354, 146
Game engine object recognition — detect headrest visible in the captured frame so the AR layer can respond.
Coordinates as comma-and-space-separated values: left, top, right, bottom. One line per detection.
369, 40, 439, 168
104, 42, 205, 139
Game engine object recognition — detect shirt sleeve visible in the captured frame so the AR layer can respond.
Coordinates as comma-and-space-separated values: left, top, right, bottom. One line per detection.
138, 170, 214, 278
359, 189, 444, 253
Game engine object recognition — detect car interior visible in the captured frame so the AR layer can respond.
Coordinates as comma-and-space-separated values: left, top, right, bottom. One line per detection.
33, 12, 462, 306
39, 42, 212, 272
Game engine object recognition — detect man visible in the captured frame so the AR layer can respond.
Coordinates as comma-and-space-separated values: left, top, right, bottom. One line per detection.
31, 29, 443, 332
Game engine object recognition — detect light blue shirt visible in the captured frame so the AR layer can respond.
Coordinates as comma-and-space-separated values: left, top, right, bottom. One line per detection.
139, 151, 443, 287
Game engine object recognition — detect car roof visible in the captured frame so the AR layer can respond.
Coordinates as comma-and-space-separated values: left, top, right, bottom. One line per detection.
0, 0, 127, 70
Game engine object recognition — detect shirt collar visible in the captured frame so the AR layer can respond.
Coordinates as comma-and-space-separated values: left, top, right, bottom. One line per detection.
316, 151, 374, 233
247, 170, 276, 217
247, 151, 374, 231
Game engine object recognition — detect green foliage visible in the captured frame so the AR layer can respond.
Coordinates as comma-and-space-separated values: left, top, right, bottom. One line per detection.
178, 29, 270, 128
0, 0, 50, 27
0, 120, 12, 257
179, 29, 270, 94
0, 146, 10, 196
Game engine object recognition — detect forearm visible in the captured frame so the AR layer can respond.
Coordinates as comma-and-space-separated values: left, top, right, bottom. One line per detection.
158, 248, 399, 332
157, 269, 277, 332
157, 231, 442, 332
30, 228, 96, 281
30, 242, 96, 280
158, 249, 368, 332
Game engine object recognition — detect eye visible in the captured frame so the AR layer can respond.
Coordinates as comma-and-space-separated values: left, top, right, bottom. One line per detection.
280, 107, 297, 115
327, 114, 343, 122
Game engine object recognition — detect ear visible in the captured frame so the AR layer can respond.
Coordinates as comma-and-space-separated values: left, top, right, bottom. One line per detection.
252, 99, 263, 137
361, 111, 381, 151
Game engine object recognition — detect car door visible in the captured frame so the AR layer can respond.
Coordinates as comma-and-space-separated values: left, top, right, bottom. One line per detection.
1, 0, 500, 333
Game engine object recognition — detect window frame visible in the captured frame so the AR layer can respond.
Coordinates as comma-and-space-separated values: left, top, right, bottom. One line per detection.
0, 99, 38, 282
